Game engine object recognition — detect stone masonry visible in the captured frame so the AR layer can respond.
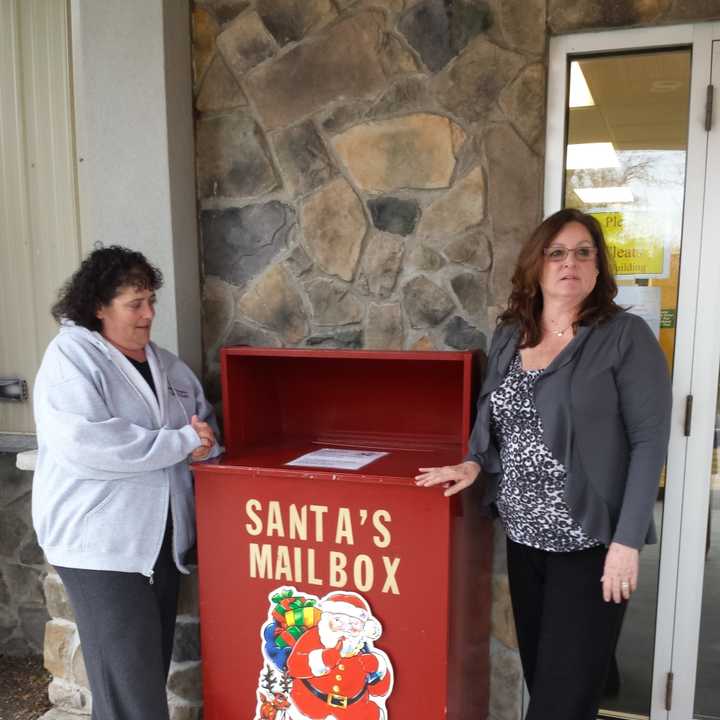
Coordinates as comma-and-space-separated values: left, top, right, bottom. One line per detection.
0, 454, 48, 657
193, 0, 549, 392
40, 565, 202, 720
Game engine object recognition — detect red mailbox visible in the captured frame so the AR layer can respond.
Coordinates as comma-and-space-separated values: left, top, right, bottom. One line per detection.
193, 348, 493, 720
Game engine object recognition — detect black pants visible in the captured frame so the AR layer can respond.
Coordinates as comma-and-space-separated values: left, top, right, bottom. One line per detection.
507, 538, 627, 720
55, 520, 180, 720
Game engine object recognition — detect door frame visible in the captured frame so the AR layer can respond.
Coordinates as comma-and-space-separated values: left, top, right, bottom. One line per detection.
670, 37, 720, 720
544, 22, 720, 720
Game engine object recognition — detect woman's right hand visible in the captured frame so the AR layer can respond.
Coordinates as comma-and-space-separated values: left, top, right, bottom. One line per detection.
414, 461, 480, 497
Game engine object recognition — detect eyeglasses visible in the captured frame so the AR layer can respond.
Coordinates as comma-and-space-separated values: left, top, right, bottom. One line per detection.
543, 245, 598, 262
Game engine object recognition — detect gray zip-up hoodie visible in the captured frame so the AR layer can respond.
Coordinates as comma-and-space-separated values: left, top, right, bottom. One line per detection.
32, 324, 221, 576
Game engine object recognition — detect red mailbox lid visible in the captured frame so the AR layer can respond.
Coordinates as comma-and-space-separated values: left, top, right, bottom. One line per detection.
195, 441, 463, 486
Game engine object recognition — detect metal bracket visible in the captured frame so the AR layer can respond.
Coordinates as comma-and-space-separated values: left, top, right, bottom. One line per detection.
0, 378, 29, 402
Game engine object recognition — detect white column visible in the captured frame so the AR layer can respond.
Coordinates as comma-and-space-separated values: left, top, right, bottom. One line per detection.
70, 0, 202, 373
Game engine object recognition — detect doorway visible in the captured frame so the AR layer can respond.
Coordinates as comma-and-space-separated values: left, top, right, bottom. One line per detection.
545, 22, 720, 720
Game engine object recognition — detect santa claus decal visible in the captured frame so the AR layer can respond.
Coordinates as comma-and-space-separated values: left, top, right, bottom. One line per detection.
254, 586, 394, 720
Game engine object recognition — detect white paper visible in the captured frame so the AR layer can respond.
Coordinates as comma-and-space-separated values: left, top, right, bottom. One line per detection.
286, 448, 388, 470
616, 285, 662, 338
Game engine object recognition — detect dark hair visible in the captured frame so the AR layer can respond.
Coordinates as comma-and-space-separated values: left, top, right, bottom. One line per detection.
499, 208, 620, 347
51, 246, 163, 331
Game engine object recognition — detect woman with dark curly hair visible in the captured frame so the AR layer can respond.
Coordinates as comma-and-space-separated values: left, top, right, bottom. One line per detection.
416, 208, 672, 720
32, 245, 220, 720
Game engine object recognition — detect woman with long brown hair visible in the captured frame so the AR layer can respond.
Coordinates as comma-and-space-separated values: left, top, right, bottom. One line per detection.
416, 208, 672, 720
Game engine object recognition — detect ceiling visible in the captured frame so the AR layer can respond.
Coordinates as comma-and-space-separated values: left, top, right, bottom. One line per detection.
567, 49, 691, 151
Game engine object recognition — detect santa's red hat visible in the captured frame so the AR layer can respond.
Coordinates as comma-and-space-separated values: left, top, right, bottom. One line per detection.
319, 592, 382, 640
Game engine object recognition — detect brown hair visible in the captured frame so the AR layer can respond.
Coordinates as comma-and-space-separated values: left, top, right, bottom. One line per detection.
498, 208, 620, 347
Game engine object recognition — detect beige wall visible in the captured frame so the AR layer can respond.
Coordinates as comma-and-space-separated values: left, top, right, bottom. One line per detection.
0, 0, 81, 435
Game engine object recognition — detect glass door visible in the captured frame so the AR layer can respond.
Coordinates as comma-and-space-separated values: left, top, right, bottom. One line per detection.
545, 22, 720, 720
565, 45, 689, 720
564, 47, 691, 718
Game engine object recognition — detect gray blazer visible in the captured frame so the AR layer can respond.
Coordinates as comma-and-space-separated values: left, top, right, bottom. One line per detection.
466, 310, 672, 549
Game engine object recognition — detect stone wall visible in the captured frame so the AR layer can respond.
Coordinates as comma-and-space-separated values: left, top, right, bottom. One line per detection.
0, 454, 48, 656
41, 568, 203, 720
548, 0, 720, 32
193, 0, 546, 393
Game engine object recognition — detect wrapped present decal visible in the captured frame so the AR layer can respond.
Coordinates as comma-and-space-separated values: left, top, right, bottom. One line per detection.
271, 592, 320, 629
274, 623, 304, 649
284, 605, 322, 628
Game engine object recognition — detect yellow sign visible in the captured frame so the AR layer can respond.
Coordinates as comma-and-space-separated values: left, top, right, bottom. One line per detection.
592, 211, 667, 277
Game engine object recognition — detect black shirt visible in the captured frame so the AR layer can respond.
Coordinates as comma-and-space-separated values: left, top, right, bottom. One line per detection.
125, 355, 157, 398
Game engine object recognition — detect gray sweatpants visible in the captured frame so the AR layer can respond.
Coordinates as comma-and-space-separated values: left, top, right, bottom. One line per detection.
55, 521, 180, 720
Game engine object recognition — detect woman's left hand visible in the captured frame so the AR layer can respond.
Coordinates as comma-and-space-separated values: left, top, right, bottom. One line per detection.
415, 461, 480, 497
602, 542, 639, 603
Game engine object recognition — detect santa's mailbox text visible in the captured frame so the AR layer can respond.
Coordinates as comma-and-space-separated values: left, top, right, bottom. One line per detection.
245, 499, 402, 595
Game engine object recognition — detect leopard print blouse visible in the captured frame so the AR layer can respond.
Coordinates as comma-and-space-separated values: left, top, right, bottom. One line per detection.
490, 352, 602, 552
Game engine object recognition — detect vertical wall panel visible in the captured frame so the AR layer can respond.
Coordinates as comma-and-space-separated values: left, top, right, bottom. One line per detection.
0, 0, 35, 433
0, 0, 80, 433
